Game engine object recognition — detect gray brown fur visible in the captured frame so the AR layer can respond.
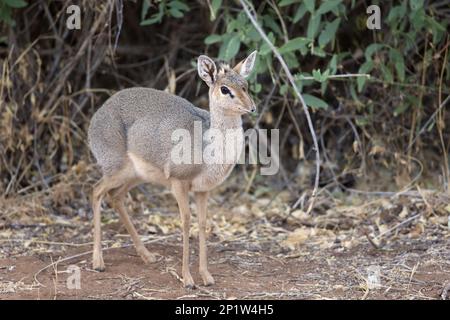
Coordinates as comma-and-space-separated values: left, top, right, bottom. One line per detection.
88, 51, 258, 288
89, 87, 208, 179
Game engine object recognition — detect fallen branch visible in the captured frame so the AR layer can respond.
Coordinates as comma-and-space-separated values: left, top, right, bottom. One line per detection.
239, 0, 320, 214
374, 213, 421, 240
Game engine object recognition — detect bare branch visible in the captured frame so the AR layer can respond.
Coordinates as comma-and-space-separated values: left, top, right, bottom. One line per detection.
406, 95, 450, 152
239, 0, 320, 213
296, 73, 371, 80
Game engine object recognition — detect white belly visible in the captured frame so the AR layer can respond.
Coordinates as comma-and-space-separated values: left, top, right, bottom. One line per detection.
128, 152, 170, 186
191, 163, 236, 191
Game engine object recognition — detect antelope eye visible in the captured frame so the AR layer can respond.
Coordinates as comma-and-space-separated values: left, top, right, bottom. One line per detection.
220, 86, 230, 95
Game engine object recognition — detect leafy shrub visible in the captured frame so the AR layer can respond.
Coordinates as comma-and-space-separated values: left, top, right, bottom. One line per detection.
141, 0, 190, 25
139, 1, 448, 115
135, 0, 450, 189
0, 0, 27, 25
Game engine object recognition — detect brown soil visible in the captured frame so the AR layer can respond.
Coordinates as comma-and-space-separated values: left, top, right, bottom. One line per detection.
1, 185, 449, 300
0, 239, 448, 300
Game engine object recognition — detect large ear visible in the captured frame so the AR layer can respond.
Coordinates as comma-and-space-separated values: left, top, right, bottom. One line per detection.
233, 50, 257, 78
197, 55, 217, 86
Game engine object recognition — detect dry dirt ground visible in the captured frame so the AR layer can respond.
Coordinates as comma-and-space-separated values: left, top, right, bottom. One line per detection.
1, 183, 449, 300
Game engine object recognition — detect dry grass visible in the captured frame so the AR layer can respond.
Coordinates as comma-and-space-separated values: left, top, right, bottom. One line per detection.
0, 169, 449, 299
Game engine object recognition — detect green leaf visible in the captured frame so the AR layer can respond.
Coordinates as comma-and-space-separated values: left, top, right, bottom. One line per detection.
318, 18, 340, 47
169, 8, 184, 18
141, 0, 151, 20
218, 34, 232, 60
380, 64, 393, 83
210, 0, 222, 20
321, 78, 328, 94
260, 42, 272, 56
169, 0, 190, 11
260, 32, 275, 55
294, 79, 304, 92
302, 94, 328, 109
387, 4, 407, 24
3, 0, 28, 8
283, 52, 300, 69
140, 13, 163, 25
247, 26, 261, 41
328, 54, 338, 74
259, 41, 271, 56
307, 14, 321, 39
278, 37, 310, 54
279, 84, 289, 95
304, 0, 315, 13
279, 0, 300, 6
225, 35, 241, 61
253, 83, 262, 93
311, 69, 329, 83
312, 69, 322, 82
227, 19, 239, 33
204, 34, 222, 45
426, 16, 446, 44
293, 4, 307, 23
357, 61, 373, 92
0, 5, 13, 25
364, 43, 384, 60
409, 0, 424, 11
409, 9, 425, 30
312, 46, 326, 57
316, 0, 341, 15
389, 48, 405, 82
263, 14, 283, 36
394, 103, 410, 117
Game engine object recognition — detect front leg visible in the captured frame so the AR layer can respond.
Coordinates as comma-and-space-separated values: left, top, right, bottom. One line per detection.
172, 180, 195, 289
195, 191, 215, 286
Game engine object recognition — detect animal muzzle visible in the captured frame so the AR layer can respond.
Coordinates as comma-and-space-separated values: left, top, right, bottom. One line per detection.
247, 100, 257, 114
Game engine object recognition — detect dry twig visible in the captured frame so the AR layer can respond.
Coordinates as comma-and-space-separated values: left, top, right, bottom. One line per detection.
239, 0, 320, 214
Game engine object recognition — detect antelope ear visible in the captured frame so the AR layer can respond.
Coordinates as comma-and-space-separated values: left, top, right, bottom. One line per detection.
197, 55, 217, 86
233, 50, 257, 78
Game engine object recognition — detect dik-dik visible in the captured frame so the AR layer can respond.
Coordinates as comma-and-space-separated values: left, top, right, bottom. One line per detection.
88, 51, 257, 288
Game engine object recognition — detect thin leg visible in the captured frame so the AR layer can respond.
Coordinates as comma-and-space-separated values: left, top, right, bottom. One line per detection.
110, 182, 157, 264
92, 178, 114, 271
171, 180, 195, 289
195, 191, 215, 286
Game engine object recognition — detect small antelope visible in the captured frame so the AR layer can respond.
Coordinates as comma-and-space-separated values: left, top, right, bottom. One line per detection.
88, 51, 257, 288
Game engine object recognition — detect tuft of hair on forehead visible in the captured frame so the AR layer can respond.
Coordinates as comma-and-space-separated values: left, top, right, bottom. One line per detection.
216, 61, 231, 75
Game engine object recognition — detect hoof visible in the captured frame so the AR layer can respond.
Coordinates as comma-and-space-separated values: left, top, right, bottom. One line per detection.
200, 271, 215, 286
138, 248, 158, 264
93, 251, 105, 271
184, 282, 196, 290
183, 273, 196, 289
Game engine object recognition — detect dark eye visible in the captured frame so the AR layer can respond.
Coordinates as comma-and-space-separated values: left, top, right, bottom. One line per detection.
220, 86, 230, 95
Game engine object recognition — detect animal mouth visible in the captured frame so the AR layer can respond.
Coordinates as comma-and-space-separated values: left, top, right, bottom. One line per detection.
235, 105, 256, 114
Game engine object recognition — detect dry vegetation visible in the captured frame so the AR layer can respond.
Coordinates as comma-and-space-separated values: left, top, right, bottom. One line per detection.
0, 0, 449, 299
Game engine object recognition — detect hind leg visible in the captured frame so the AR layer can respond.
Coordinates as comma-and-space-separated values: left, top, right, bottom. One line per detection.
110, 181, 157, 264
92, 168, 132, 271
92, 178, 110, 271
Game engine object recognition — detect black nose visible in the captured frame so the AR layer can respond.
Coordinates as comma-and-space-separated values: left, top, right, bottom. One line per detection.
251, 107, 256, 113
